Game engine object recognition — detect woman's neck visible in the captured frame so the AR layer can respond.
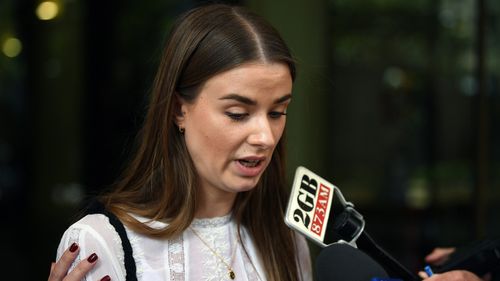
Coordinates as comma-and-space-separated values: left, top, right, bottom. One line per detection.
195, 187, 237, 218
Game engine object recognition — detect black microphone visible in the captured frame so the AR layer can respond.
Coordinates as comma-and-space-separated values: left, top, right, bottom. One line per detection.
316, 243, 390, 281
285, 166, 420, 281
332, 209, 420, 280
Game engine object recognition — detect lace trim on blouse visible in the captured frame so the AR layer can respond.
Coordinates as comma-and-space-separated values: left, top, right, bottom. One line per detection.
67, 227, 82, 273
191, 214, 232, 228
168, 233, 185, 281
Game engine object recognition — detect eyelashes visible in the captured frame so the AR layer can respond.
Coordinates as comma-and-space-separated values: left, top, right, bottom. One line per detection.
225, 112, 249, 121
225, 111, 287, 121
269, 111, 287, 119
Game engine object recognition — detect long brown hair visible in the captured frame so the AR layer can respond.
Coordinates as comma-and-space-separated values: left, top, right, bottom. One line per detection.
101, 4, 300, 281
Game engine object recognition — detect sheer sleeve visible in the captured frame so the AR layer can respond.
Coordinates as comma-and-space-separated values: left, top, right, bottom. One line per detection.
296, 233, 313, 281
56, 214, 127, 281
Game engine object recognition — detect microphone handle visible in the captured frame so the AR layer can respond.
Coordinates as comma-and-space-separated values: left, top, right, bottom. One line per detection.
356, 231, 421, 281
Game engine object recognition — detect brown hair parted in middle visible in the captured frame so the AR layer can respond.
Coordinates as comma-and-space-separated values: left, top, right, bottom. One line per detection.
101, 4, 301, 281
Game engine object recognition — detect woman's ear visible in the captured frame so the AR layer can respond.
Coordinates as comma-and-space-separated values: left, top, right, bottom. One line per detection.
174, 94, 186, 127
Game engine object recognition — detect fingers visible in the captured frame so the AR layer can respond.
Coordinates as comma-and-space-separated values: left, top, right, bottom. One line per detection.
48, 242, 80, 281
425, 247, 456, 265
419, 270, 430, 279
65, 253, 99, 280
422, 270, 483, 281
48, 243, 110, 281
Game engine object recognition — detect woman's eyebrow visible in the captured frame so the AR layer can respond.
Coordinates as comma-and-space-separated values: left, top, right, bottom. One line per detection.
274, 94, 292, 104
219, 93, 292, 105
219, 94, 256, 105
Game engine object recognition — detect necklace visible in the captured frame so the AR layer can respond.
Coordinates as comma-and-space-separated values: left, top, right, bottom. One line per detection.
190, 227, 238, 280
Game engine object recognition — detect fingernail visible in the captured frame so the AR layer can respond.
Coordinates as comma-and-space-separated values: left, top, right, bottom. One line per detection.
69, 242, 79, 252
100, 275, 111, 281
87, 253, 98, 263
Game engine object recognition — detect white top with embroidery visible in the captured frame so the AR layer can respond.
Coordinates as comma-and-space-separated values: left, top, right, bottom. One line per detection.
56, 213, 312, 281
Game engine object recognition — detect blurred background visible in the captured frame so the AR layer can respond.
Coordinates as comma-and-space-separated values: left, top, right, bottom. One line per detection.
1, 0, 499, 280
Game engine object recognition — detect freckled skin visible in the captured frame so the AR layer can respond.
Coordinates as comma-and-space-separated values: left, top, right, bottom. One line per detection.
177, 62, 292, 217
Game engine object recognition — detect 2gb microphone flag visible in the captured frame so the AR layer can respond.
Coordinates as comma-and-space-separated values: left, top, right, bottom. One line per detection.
285, 166, 335, 246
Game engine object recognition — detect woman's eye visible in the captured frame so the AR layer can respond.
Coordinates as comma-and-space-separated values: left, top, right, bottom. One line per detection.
225, 112, 249, 121
269, 111, 287, 119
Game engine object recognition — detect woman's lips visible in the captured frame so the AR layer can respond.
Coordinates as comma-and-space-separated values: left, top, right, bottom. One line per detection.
234, 157, 266, 177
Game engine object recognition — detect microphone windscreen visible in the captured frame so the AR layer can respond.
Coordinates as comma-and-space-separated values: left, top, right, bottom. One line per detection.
316, 243, 389, 281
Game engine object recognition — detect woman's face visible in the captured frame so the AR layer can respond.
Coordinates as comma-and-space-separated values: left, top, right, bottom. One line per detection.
177, 62, 292, 198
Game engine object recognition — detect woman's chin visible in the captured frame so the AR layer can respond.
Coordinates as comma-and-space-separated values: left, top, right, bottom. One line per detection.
228, 178, 261, 193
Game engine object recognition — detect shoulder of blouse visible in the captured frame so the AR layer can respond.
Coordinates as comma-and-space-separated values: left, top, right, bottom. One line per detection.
56, 214, 128, 280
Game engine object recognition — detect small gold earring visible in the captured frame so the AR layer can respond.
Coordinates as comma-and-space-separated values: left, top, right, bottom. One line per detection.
179, 126, 185, 134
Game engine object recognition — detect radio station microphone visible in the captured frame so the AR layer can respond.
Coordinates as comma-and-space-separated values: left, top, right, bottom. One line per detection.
316, 242, 395, 281
285, 166, 420, 281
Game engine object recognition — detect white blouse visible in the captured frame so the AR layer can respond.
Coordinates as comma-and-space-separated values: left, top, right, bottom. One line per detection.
56, 213, 312, 281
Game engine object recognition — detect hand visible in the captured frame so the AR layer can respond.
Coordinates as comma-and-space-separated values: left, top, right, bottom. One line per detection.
48, 242, 110, 281
425, 247, 456, 266
418, 247, 456, 278
419, 247, 491, 281
421, 270, 485, 281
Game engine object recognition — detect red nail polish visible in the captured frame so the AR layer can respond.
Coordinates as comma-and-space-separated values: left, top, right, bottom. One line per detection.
69, 243, 79, 253
87, 253, 98, 263
100, 275, 111, 281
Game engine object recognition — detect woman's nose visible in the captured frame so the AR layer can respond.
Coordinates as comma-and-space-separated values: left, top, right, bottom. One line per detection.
247, 118, 276, 149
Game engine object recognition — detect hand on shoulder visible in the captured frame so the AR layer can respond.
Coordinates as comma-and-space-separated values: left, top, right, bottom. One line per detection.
48, 243, 110, 281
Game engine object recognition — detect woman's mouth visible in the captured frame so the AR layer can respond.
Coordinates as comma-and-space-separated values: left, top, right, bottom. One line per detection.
235, 157, 266, 177
238, 159, 261, 167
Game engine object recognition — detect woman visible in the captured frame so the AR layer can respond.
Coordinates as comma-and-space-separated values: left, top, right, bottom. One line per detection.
48, 3, 311, 281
